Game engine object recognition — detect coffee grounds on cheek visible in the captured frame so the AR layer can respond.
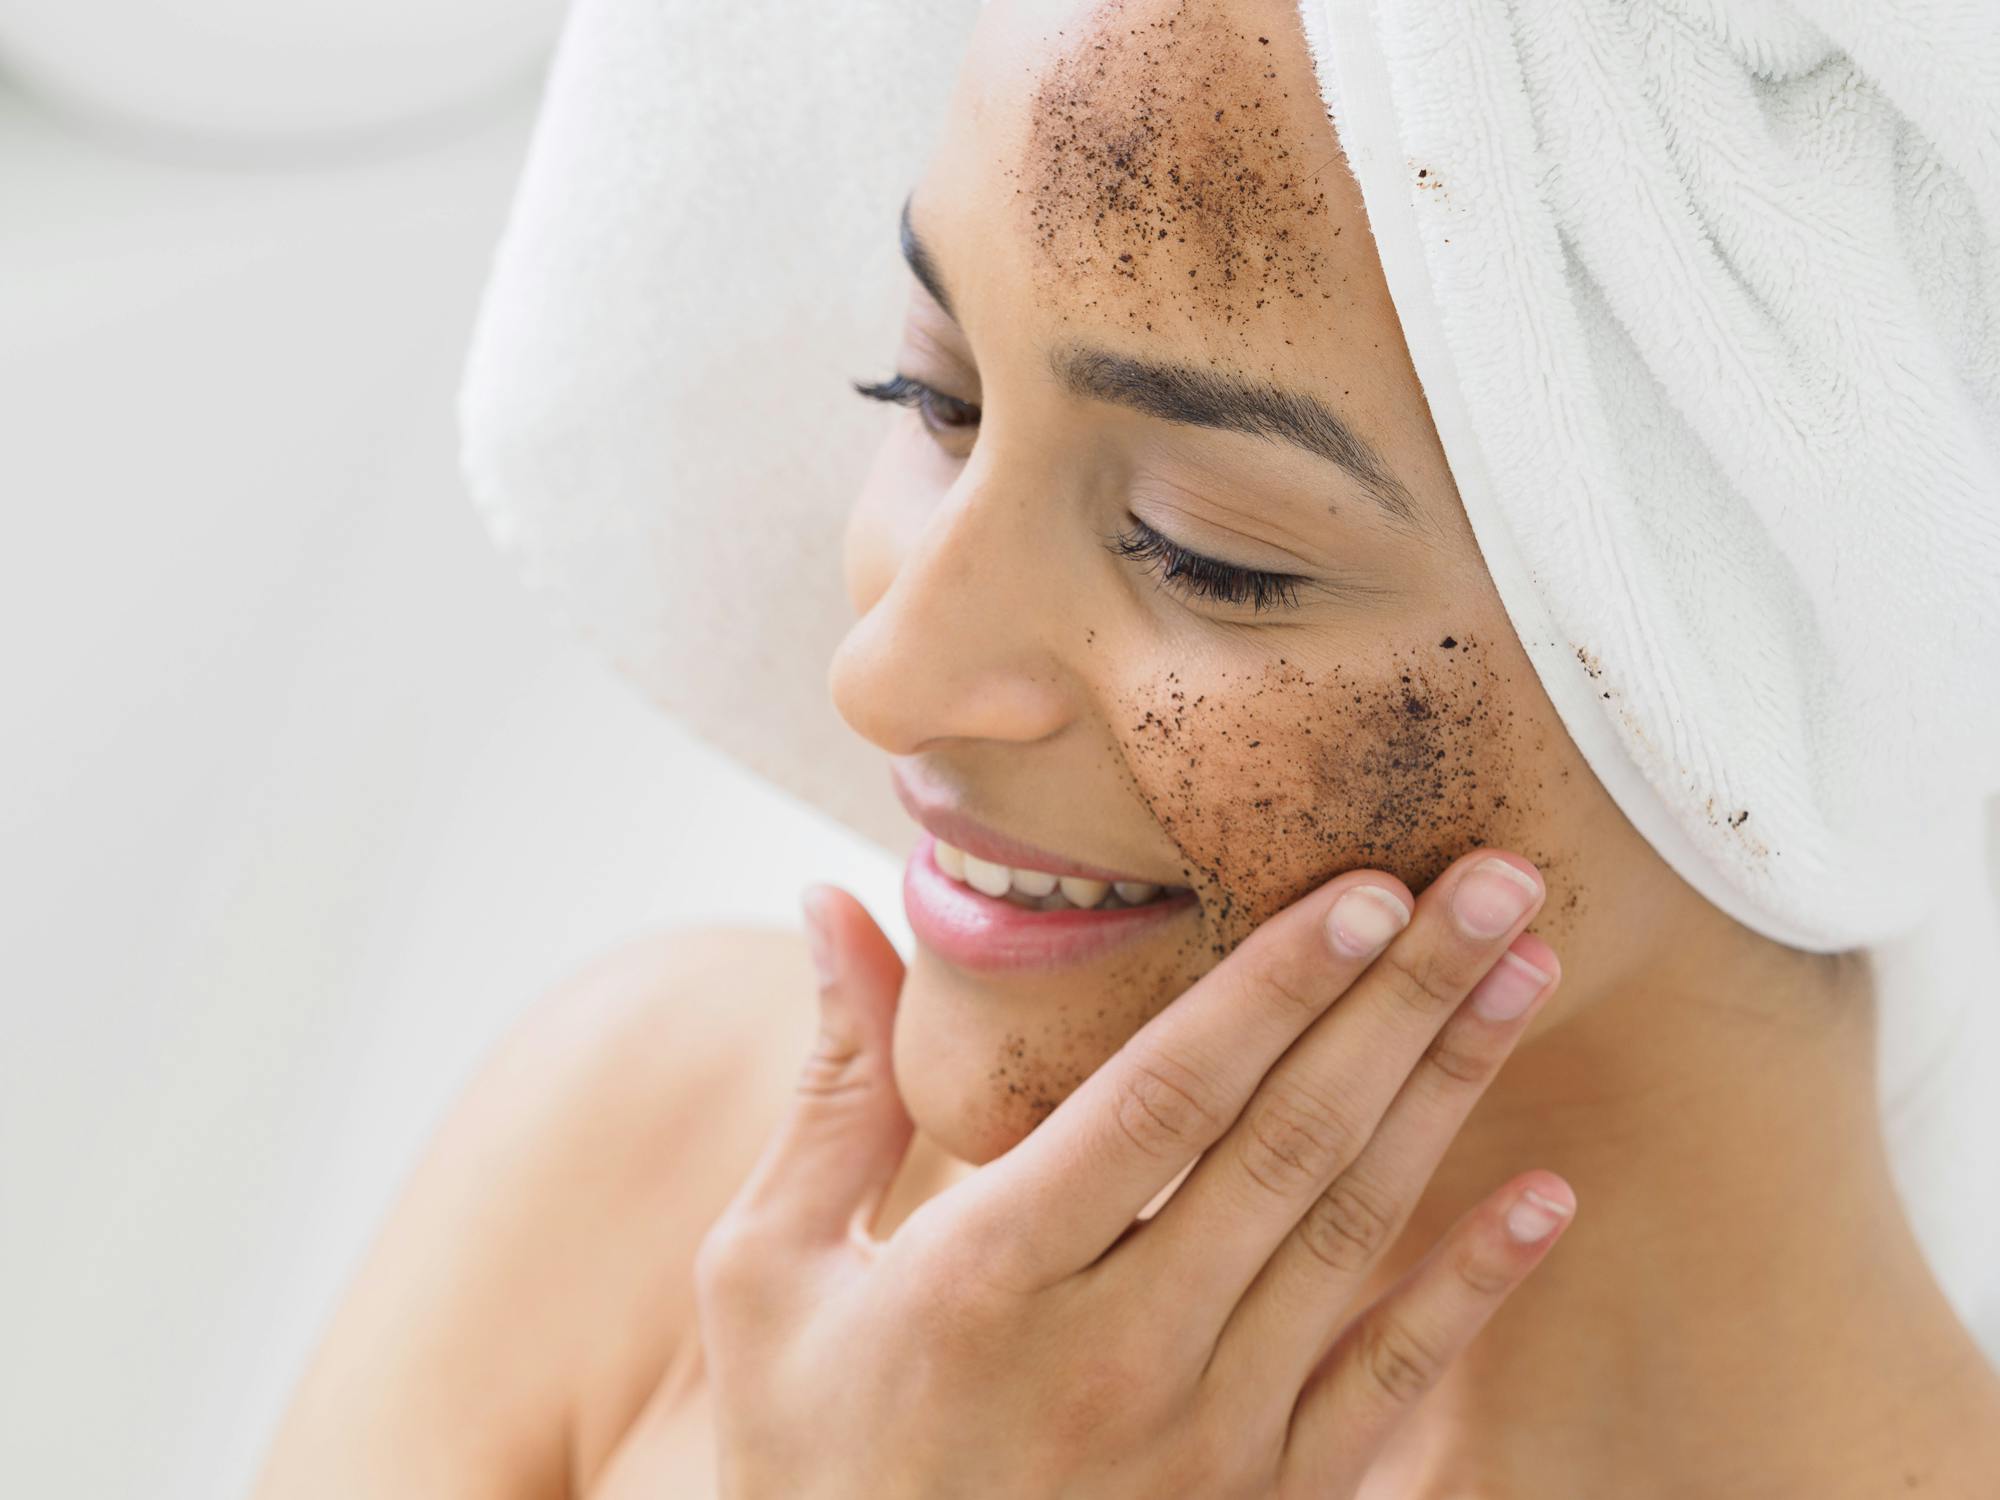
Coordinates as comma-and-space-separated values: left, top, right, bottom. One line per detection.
966, 638, 1590, 1153
1113, 638, 1580, 961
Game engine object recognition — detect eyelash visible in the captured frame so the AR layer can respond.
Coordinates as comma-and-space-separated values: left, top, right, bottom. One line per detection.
852, 373, 1304, 614
1108, 517, 1306, 613
852, 372, 981, 433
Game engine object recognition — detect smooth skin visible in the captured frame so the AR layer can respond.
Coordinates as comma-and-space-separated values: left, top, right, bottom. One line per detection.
702, 854, 1566, 1496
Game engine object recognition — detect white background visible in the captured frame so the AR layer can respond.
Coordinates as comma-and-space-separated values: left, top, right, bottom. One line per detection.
0, 26, 907, 1500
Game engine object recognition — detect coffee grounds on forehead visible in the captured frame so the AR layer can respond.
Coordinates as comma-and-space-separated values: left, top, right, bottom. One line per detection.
1018, 0, 1334, 332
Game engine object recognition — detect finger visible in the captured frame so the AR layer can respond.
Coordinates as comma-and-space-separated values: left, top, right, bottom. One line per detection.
1276, 1172, 1576, 1494
1212, 931, 1559, 1395
730, 884, 916, 1247
1122, 850, 1547, 1329
953, 867, 1416, 1290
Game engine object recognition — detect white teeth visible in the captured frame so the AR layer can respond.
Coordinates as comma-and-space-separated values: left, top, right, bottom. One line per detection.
932, 837, 1173, 909
961, 853, 1013, 898
1059, 875, 1111, 908
1010, 867, 1058, 897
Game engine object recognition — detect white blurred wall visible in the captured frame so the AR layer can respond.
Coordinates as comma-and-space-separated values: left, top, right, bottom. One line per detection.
0, 58, 905, 1500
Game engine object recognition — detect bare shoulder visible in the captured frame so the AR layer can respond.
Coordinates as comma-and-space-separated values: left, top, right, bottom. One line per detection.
252, 923, 821, 1500
485, 924, 827, 1482
492, 923, 823, 1162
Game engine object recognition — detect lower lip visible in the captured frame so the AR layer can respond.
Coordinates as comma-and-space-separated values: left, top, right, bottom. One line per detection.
902, 832, 1198, 975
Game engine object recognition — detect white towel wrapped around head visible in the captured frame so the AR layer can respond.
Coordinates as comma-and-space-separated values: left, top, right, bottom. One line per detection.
457, 0, 2000, 1347
1303, 0, 2000, 950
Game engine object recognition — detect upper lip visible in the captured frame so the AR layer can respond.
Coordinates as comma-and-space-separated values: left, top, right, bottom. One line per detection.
890, 762, 1185, 888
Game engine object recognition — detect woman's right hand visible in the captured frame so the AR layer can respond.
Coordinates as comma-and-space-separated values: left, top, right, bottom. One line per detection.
693, 848, 1573, 1498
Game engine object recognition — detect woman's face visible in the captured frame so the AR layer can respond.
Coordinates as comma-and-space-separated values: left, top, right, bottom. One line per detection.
831, 0, 1661, 1165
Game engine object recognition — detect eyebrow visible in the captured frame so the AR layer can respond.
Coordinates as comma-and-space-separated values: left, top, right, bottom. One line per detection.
1053, 346, 1424, 532
900, 197, 955, 320
899, 196, 1424, 535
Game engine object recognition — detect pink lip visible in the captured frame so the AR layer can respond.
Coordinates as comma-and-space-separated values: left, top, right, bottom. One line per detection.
903, 832, 1198, 975
889, 763, 1184, 888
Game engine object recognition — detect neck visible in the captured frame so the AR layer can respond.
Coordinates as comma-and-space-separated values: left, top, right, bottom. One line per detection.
1355, 930, 2000, 1497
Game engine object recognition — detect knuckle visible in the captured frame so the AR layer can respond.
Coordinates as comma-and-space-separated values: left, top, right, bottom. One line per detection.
1237, 1085, 1363, 1198
1449, 1232, 1520, 1298
1356, 1315, 1446, 1407
1373, 941, 1473, 1020
791, 1025, 877, 1103
1112, 1050, 1227, 1160
1422, 1026, 1505, 1090
1046, 1335, 1158, 1445
1296, 1174, 1402, 1275
1239, 946, 1327, 1021
1048, 1320, 1168, 1448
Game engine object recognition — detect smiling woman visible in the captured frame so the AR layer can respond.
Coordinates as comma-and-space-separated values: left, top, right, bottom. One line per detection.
255, 0, 2000, 1496
825, 13, 1603, 1171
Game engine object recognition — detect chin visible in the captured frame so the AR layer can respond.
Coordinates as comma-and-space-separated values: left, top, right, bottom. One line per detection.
889, 933, 1214, 1165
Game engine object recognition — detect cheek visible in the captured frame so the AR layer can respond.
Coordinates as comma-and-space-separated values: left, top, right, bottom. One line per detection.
888, 634, 1594, 1163
1114, 632, 1574, 957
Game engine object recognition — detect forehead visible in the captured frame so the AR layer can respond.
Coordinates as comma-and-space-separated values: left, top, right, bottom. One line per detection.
928, 0, 1380, 365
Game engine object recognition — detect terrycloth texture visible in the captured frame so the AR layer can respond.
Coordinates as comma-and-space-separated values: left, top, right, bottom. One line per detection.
456, 0, 2000, 1352
459, 0, 978, 851
1300, 0, 2000, 953
1296, 0, 2000, 1340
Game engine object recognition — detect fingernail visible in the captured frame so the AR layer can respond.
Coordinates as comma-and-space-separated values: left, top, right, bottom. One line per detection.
1327, 885, 1412, 957
799, 885, 839, 986
1452, 857, 1541, 938
1469, 950, 1552, 1022
1505, 1185, 1575, 1244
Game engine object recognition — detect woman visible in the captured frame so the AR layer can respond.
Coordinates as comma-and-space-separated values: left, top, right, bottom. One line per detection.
253, 1, 2000, 1494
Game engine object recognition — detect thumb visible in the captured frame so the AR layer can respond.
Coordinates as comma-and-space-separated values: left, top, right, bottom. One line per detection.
734, 883, 916, 1248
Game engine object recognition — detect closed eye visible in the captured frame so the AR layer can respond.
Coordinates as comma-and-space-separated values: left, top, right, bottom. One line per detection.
1105, 515, 1307, 613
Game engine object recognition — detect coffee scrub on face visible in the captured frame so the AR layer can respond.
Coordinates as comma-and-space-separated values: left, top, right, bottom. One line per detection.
967, 632, 1584, 1147
1019, 0, 1342, 338
1113, 638, 1580, 963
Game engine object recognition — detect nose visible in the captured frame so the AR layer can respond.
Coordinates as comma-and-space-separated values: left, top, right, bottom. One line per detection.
829, 451, 1079, 756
